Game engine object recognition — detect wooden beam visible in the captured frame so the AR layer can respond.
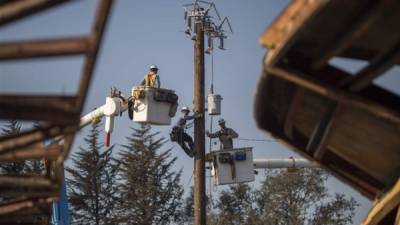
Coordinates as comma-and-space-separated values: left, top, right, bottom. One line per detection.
306, 39, 400, 157
284, 87, 305, 139
0, 214, 51, 224
0, 188, 57, 199
0, 144, 62, 162
0, 0, 67, 26
344, 40, 400, 92
328, 163, 379, 199
395, 206, 400, 225
311, 1, 389, 69
0, 95, 78, 124
306, 102, 339, 160
0, 176, 53, 188
306, 64, 400, 112
362, 178, 400, 225
0, 37, 90, 60
265, 66, 400, 124
76, 0, 113, 112
0, 197, 54, 216
0, 199, 34, 216
259, 0, 327, 66
0, 125, 76, 155
0, 95, 76, 113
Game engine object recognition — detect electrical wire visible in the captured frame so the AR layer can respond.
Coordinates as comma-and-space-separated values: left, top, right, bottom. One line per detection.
207, 50, 215, 207
186, 170, 194, 189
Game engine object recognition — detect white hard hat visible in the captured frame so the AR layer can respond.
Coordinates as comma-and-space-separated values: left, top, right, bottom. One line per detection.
150, 64, 158, 70
181, 106, 190, 112
218, 118, 225, 124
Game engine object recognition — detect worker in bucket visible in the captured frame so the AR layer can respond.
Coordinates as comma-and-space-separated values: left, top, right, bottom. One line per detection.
170, 106, 201, 157
206, 118, 238, 150
141, 64, 161, 88
128, 65, 160, 119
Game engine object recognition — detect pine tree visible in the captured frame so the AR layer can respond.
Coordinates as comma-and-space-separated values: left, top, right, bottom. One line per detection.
204, 169, 357, 225
0, 120, 25, 174
208, 183, 257, 225
180, 186, 195, 225
66, 123, 119, 225
256, 169, 358, 225
117, 124, 183, 225
24, 122, 45, 174
180, 186, 214, 225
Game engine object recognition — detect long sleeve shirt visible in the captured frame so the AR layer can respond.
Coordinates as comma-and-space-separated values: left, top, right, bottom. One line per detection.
207, 127, 238, 150
176, 114, 195, 130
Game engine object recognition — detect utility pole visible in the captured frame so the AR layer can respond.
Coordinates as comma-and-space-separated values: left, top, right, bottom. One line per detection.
183, 2, 232, 225
193, 16, 206, 225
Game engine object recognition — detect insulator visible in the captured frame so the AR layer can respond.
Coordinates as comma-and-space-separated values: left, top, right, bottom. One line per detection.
187, 17, 192, 29
205, 36, 213, 54
218, 36, 225, 50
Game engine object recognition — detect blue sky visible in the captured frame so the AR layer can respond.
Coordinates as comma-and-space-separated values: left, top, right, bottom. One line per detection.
3, 0, 400, 224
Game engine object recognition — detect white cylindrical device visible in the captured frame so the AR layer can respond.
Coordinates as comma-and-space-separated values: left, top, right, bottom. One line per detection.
207, 93, 222, 115
253, 158, 318, 169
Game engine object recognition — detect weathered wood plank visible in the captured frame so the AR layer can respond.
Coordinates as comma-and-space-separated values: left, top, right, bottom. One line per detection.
362, 179, 400, 225
0, 37, 89, 60
259, 0, 326, 66
266, 66, 400, 124
0, 0, 67, 26
76, 0, 113, 112
311, 1, 390, 69
0, 144, 62, 162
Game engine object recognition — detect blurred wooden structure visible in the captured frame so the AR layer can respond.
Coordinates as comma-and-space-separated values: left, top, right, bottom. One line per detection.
255, 0, 400, 224
0, 0, 113, 224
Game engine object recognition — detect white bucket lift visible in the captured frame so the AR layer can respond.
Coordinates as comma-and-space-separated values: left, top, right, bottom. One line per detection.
131, 86, 178, 125
210, 147, 255, 185
207, 93, 222, 115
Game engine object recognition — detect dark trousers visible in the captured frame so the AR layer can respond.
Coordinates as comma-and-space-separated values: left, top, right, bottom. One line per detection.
177, 131, 194, 157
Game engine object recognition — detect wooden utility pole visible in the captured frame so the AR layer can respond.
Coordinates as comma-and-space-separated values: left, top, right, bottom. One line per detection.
193, 17, 206, 225
183, 3, 231, 225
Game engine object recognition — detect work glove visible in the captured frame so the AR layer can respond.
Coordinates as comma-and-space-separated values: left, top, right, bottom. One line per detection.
195, 113, 203, 118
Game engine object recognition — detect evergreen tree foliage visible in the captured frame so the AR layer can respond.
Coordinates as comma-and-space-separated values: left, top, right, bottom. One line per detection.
66, 123, 119, 225
208, 184, 257, 225
117, 124, 183, 225
205, 169, 357, 225
24, 121, 45, 174
255, 169, 357, 225
0, 120, 25, 174
180, 186, 195, 225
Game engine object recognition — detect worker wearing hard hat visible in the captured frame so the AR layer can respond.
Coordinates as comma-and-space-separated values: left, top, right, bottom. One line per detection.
206, 118, 238, 150
170, 106, 201, 157
141, 64, 161, 88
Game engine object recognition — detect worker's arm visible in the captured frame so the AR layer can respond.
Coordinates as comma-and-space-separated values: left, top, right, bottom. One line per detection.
206, 130, 220, 138
140, 77, 146, 86
227, 128, 238, 139
156, 75, 161, 88
184, 114, 196, 121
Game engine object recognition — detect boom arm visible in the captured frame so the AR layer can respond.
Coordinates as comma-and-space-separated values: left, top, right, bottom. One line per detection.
253, 157, 318, 169
79, 90, 129, 146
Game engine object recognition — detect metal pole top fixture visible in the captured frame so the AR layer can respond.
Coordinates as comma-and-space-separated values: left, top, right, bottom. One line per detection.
183, 0, 233, 54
